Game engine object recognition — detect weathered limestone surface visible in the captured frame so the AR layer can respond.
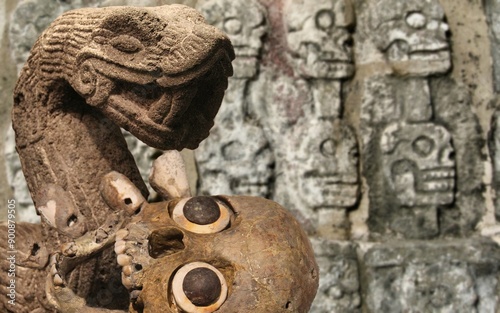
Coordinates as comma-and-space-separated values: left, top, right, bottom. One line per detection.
361, 240, 500, 313
3, 0, 500, 312
310, 239, 360, 313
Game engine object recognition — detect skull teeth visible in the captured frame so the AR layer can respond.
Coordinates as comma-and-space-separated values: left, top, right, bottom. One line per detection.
422, 169, 455, 180
53, 273, 64, 286
121, 273, 134, 290
115, 240, 127, 254
117, 254, 132, 266
122, 265, 134, 276
421, 180, 454, 191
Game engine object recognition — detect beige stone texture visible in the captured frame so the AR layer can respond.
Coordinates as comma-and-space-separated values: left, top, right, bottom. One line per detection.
0, 0, 18, 221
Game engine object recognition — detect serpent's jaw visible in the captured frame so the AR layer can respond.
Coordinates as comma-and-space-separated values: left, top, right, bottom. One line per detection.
70, 4, 234, 150
98, 50, 231, 150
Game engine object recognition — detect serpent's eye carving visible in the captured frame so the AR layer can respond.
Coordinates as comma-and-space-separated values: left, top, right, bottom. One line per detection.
171, 262, 228, 313
172, 196, 232, 234
110, 35, 144, 53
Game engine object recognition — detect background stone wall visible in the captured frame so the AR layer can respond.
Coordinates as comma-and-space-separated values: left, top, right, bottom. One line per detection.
2, 0, 500, 312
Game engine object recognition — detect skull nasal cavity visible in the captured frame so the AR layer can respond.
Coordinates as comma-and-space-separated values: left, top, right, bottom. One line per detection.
184, 197, 221, 225
148, 227, 185, 259
183, 267, 222, 306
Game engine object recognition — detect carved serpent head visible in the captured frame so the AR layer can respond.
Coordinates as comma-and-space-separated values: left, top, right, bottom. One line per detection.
18, 5, 235, 150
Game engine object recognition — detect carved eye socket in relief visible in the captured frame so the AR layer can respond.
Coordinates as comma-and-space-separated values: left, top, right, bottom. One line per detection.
172, 262, 228, 313
406, 11, 427, 29
412, 136, 435, 157
110, 35, 144, 53
349, 146, 360, 160
74, 60, 97, 97
223, 18, 243, 35
320, 138, 337, 157
172, 196, 232, 234
315, 10, 335, 31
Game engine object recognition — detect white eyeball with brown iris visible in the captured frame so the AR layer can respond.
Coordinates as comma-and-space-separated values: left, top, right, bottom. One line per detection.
172, 262, 228, 313
172, 196, 232, 234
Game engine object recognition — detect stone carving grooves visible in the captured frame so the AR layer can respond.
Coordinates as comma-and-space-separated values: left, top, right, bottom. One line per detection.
361, 240, 500, 313
9, 4, 234, 311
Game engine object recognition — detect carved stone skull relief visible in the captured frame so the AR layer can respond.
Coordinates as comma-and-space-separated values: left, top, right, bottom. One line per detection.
198, 0, 267, 78
367, 0, 451, 75
290, 119, 360, 210
381, 122, 455, 207
283, 0, 355, 79
196, 124, 273, 197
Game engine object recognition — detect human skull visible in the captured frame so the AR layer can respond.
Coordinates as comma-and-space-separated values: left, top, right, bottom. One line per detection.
367, 0, 450, 76
198, 0, 267, 79
115, 195, 318, 313
381, 122, 456, 207
284, 0, 355, 79
288, 119, 360, 210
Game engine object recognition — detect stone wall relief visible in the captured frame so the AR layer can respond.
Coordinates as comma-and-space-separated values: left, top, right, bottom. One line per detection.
366, 0, 451, 76
354, 0, 484, 239
310, 239, 360, 313
362, 241, 500, 313
256, 0, 361, 240
195, 0, 274, 198
379, 122, 455, 238
193, 0, 362, 240
281, 118, 360, 239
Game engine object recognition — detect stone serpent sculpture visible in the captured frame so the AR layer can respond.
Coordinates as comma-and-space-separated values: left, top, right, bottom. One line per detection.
2, 4, 318, 313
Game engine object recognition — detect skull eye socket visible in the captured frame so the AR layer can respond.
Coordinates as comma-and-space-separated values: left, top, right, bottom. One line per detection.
412, 136, 435, 157
406, 11, 427, 29
172, 262, 228, 313
224, 18, 243, 35
320, 138, 337, 157
315, 10, 335, 31
172, 197, 232, 234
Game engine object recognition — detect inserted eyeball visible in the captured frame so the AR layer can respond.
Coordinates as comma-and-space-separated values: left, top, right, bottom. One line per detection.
172, 197, 232, 234
171, 262, 228, 313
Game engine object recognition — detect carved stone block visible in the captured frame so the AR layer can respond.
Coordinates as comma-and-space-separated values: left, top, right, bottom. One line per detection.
310, 239, 360, 313
275, 118, 360, 239
361, 0, 451, 76
195, 0, 274, 198
361, 240, 500, 313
